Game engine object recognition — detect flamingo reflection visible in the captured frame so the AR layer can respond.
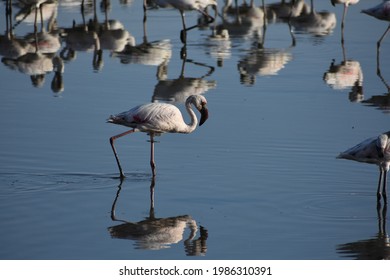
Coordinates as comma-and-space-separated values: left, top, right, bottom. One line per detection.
108, 178, 208, 254
236, 22, 293, 86
337, 131, 390, 203
60, 0, 133, 71
218, 0, 266, 41
152, 55, 216, 103
1, 2, 64, 92
290, 0, 336, 37
237, 47, 292, 85
361, 57, 390, 114
323, 40, 363, 102
14, 0, 58, 32
337, 203, 389, 259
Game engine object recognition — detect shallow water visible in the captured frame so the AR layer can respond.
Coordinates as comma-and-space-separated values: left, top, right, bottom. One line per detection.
0, 0, 389, 260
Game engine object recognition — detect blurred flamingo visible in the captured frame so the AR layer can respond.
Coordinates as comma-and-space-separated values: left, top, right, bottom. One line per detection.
330, 0, 360, 43
338, 131, 390, 203
107, 95, 209, 178
362, 1, 390, 71
143, 0, 218, 44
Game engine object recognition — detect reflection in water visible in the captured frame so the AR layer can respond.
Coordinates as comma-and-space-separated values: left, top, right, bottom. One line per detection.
362, 58, 390, 114
323, 59, 363, 102
107, 95, 209, 178
290, 0, 336, 37
205, 28, 231, 67
323, 37, 363, 102
266, 0, 310, 20
238, 47, 292, 86
14, 0, 59, 32
3, 52, 64, 90
60, 0, 132, 71
1, 0, 64, 92
219, 0, 266, 41
152, 55, 216, 103
337, 131, 390, 203
112, 39, 171, 70
337, 203, 390, 259
108, 178, 208, 255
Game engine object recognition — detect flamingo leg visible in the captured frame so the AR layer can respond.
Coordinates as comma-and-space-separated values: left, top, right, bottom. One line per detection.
377, 23, 390, 49
341, 4, 348, 45
143, 0, 148, 42
383, 170, 388, 204
149, 134, 156, 177
179, 7, 216, 44
179, 11, 187, 44
150, 176, 156, 215
109, 129, 136, 179
377, 168, 384, 202
376, 23, 390, 72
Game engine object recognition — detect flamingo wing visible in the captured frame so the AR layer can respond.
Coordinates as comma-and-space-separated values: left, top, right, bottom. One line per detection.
109, 103, 185, 133
338, 136, 381, 164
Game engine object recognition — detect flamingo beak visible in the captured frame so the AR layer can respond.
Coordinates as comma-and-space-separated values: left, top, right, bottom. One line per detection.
199, 106, 209, 126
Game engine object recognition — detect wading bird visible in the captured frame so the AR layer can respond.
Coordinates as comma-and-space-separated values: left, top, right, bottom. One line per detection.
362, 1, 390, 52
330, 0, 360, 43
107, 95, 209, 178
337, 131, 390, 203
143, 0, 218, 44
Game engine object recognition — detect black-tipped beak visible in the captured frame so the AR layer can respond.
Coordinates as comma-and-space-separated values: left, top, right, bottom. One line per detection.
199, 106, 209, 126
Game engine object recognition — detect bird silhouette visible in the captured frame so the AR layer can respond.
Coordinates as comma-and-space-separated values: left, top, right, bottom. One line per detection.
338, 131, 390, 203
362, 1, 390, 73
107, 95, 209, 178
143, 0, 218, 44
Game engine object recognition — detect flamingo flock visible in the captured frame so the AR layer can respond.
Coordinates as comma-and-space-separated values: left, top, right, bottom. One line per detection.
106, 1, 390, 204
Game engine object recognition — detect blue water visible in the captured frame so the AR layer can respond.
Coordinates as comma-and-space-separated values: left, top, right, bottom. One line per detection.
0, 0, 389, 259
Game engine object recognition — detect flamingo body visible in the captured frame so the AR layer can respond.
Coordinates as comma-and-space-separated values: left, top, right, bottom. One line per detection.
361, 1, 390, 22
108, 95, 208, 178
330, 0, 359, 7
338, 131, 390, 202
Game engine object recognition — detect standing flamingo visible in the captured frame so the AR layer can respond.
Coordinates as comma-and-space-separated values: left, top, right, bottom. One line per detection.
362, 1, 390, 63
337, 131, 390, 203
107, 95, 209, 178
330, 0, 360, 43
143, 0, 218, 44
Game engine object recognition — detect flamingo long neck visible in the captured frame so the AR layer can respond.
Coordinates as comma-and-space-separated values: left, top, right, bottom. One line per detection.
182, 102, 198, 134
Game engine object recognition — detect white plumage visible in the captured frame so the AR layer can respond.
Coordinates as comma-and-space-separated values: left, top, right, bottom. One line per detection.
107, 95, 209, 178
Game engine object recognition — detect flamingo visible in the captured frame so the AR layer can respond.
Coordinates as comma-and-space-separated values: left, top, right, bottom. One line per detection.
330, 0, 360, 43
362, 1, 390, 63
143, 0, 218, 44
337, 131, 390, 203
107, 95, 209, 178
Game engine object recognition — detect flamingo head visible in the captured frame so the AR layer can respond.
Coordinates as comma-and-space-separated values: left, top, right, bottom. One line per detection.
376, 132, 390, 159
187, 95, 209, 126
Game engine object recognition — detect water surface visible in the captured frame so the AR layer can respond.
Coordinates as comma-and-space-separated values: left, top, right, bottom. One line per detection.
0, 0, 389, 259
